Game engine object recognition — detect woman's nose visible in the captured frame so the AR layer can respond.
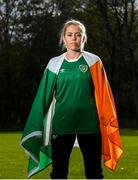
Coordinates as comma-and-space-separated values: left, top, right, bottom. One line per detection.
72, 34, 76, 40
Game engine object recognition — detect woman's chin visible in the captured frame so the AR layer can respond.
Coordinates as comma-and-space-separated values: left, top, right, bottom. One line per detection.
68, 47, 81, 52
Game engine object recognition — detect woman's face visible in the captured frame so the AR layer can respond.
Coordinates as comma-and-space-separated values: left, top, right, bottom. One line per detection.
63, 25, 84, 52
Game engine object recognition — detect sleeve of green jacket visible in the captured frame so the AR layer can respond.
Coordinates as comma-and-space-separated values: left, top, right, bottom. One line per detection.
21, 66, 57, 178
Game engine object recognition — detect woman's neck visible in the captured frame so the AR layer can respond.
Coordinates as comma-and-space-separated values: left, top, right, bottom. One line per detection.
65, 50, 82, 60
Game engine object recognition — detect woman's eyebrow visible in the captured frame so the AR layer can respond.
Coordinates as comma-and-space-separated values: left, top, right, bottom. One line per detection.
66, 32, 82, 34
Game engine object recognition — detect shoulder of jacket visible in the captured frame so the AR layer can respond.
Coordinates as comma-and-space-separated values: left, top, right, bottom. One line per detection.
83, 51, 101, 67
45, 53, 65, 74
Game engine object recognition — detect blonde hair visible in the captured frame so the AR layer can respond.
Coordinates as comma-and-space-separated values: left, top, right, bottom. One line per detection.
59, 19, 87, 50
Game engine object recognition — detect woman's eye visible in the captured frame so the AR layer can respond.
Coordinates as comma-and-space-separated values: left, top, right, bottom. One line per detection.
77, 34, 82, 37
67, 34, 72, 37
66, 33, 82, 37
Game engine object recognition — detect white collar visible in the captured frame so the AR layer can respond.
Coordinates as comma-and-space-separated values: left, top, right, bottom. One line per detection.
64, 53, 82, 62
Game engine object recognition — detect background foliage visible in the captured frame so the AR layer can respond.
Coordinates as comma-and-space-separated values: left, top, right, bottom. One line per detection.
0, 0, 138, 130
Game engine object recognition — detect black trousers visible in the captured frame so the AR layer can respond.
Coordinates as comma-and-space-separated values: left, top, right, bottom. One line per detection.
50, 133, 104, 179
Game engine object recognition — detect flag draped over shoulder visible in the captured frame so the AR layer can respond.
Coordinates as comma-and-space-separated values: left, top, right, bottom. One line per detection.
90, 60, 123, 170
21, 51, 123, 178
21, 65, 58, 177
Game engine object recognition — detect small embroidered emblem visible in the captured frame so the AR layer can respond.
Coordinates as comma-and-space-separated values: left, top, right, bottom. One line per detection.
79, 65, 88, 72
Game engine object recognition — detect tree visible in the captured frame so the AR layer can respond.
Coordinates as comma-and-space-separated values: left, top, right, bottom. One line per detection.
85, 0, 138, 126
0, 0, 63, 129
0, 0, 138, 129
0, 0, 21, 129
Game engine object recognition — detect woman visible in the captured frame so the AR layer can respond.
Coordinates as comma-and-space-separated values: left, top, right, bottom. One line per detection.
21, 20, 123, 179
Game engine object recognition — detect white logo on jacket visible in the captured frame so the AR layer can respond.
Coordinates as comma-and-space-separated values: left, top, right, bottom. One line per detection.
79, 65, 88, 72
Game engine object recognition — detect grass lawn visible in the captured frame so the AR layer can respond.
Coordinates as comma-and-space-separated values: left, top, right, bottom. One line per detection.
0, 129, 138, 179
